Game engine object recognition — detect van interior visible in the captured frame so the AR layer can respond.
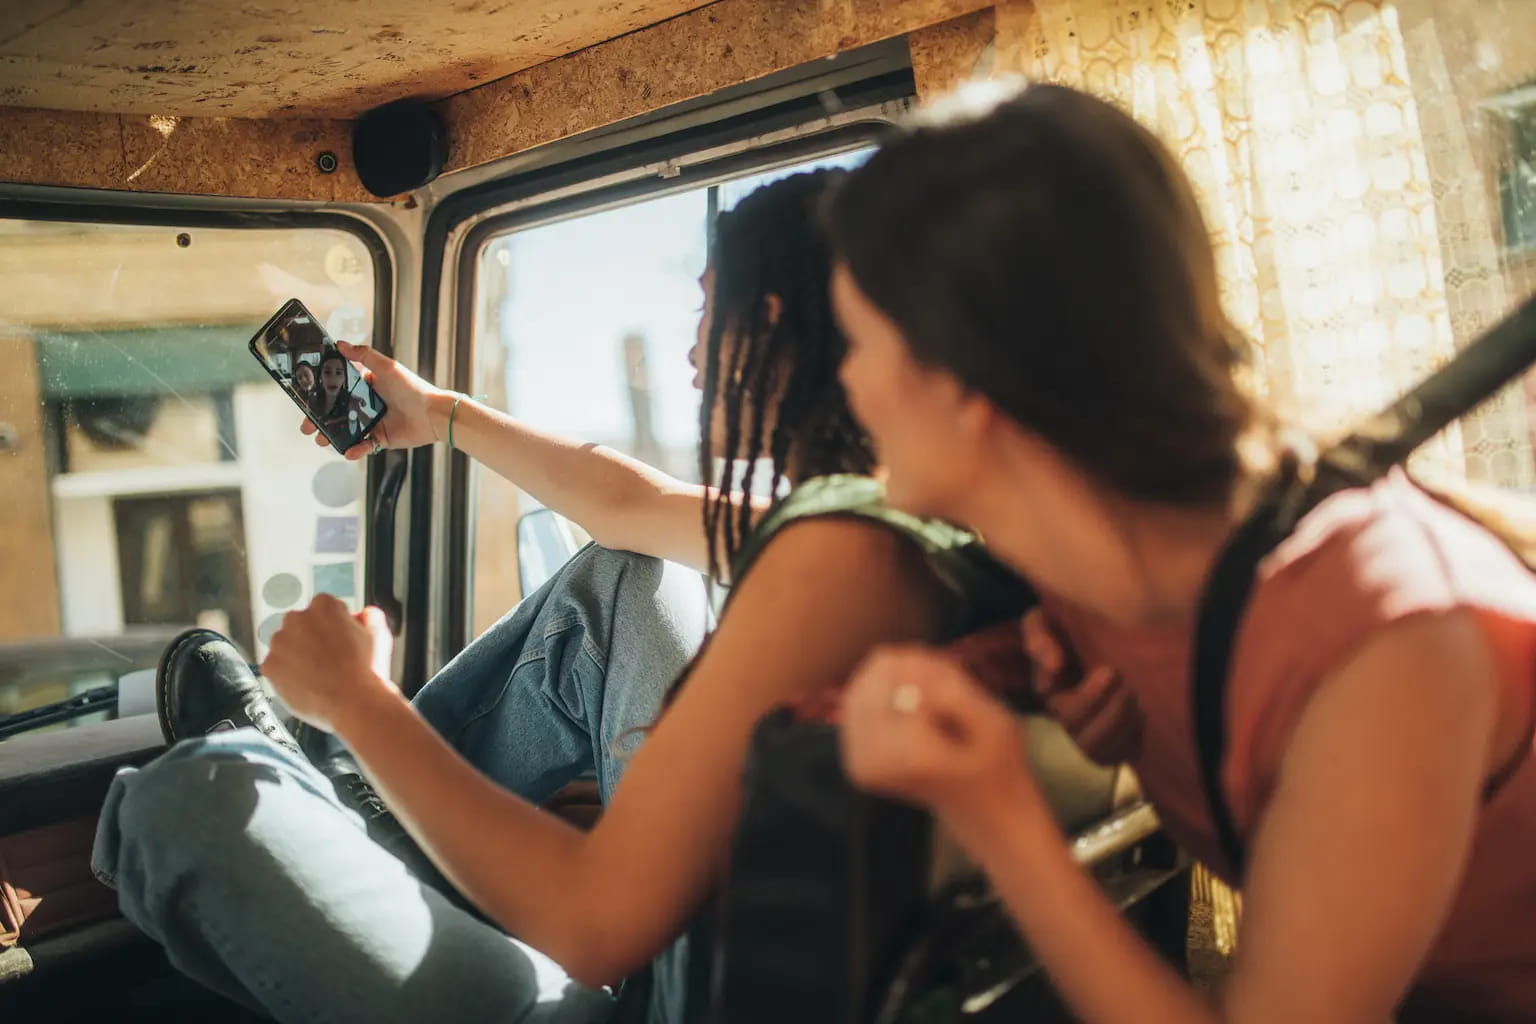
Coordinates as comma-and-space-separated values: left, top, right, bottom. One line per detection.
1, 0, 1531, 1019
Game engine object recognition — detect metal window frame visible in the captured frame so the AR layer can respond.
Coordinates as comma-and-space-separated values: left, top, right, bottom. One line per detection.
448, 123, 890, 651
418, 101, 908, 672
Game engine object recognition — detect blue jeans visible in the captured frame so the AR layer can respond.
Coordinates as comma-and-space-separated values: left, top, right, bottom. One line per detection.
92, 546, 712, 1024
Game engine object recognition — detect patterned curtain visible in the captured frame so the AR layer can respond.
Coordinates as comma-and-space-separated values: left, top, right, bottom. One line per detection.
982, 0, 1536, 487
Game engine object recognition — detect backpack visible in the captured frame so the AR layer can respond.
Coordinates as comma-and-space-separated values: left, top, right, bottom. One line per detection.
1194, 294, 1536, 879
687, 476, 1114, 1024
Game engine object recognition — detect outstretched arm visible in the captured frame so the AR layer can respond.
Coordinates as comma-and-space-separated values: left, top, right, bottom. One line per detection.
263, 518, 948, 985
309, 341, 767, 573
427, 393, 757, 573
841, 610, 1501, 1024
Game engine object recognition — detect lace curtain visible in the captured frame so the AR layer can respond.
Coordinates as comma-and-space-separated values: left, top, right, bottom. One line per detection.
973, 0, 1536, 487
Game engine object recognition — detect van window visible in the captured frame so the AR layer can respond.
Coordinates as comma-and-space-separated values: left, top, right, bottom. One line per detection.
465, 147, 871, 633
0, 219, 377, 728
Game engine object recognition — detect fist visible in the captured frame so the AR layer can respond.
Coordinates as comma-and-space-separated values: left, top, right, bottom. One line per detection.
261, 596, 397, 733
841, 644, 1032, 818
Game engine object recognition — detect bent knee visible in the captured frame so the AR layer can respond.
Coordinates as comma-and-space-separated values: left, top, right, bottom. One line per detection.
565, 543, 662, 590
105, 733, 324, 861
597, 547, 710, 638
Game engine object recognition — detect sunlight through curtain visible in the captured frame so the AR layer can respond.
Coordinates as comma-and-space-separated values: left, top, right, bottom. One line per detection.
987, 0, 1536, 487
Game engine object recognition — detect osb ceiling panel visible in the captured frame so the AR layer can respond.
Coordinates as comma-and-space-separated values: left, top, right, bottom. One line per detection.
0, 0, 712, 119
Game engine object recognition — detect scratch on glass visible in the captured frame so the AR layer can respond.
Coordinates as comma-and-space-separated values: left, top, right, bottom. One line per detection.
85, 638, 135, 665
83, 329, 242, 463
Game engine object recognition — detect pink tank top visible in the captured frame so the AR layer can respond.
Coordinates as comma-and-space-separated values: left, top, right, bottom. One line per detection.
1036, 472, 1536, 1020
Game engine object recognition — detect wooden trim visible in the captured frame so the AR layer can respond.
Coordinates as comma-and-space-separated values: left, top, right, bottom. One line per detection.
439, 0, 991, 175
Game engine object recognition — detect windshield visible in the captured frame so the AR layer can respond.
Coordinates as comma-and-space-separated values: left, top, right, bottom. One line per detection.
0, 220, 376, 734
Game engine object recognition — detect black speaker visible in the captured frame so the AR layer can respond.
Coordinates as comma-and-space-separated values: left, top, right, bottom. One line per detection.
352, 100, 448, 198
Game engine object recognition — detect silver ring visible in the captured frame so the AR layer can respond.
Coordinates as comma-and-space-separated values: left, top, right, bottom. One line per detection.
371, 439, 382, 455
891, 683, 922, 714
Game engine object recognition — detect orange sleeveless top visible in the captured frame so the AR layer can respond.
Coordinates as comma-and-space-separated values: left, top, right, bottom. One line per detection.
1036, 471, 1536, 1020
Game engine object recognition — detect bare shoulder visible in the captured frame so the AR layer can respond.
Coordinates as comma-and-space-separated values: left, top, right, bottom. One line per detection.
1328, 608, 1496, 710
1284, 608, 1500, 793
724, 516, 948, 639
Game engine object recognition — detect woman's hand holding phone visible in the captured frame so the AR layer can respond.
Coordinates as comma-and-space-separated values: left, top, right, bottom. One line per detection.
302, 340, 450, 459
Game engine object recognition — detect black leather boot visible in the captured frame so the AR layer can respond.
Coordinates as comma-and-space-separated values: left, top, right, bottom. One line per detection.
158, 630, 481, 915
294, 720, 408, 853
155, 628, 301, 756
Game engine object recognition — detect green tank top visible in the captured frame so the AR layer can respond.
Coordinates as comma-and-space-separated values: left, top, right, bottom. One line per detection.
729, 474, 1033, 638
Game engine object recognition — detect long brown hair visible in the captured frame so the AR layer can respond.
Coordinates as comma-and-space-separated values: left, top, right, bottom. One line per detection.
830, 83, 1258, 508
829, 81, 1536, 561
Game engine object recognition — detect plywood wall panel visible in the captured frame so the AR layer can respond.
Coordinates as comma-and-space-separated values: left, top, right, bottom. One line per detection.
908, 7, 998, 100
1, 0, 992, 199
118, 116, 370, 201
0, 0, 712, 119
0, 108, 370, 201
0, 109, 125, 191
442, 0, 994, 173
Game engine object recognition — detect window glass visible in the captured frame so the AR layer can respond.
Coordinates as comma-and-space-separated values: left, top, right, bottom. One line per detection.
466, 145, 872, 634
0, 220, 376, 732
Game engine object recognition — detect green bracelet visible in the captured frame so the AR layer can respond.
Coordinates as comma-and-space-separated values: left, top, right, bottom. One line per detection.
446, 393, 487, 450
447, 393, 465, 450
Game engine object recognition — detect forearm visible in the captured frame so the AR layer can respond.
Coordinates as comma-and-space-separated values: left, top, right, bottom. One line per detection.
945, 780, 1218, 1024
429, 391, 715, 569
334, 682, 623, 981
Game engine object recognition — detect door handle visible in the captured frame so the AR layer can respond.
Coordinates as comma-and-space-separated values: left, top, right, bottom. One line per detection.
366, 452, 407, 633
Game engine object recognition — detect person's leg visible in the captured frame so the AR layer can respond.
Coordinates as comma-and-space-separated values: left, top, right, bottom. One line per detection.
93, 730, 614, 1024
412, 545, 712, 803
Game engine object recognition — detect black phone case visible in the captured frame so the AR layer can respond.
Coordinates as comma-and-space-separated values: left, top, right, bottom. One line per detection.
248, 297, 387, 455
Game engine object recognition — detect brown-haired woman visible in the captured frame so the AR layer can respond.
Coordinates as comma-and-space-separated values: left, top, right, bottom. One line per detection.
831, 82, 1536, 1022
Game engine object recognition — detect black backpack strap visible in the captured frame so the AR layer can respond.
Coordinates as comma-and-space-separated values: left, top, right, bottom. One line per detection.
1190, 295, 1536, 882
1191, 484, 1305, 881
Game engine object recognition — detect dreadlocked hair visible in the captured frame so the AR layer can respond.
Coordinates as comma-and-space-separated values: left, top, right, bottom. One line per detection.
697, 169, 876, 583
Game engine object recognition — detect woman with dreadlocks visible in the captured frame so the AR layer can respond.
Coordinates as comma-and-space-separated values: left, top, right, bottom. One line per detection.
93, 170, 1009, 1024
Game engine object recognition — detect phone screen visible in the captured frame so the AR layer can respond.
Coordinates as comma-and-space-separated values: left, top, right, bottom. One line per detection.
250, 298, 387, 454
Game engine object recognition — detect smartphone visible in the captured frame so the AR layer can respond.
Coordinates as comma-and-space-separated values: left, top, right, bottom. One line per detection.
249, 298, 387, 454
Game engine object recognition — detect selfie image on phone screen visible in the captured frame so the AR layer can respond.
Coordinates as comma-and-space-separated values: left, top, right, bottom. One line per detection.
250, 298, 386, 453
